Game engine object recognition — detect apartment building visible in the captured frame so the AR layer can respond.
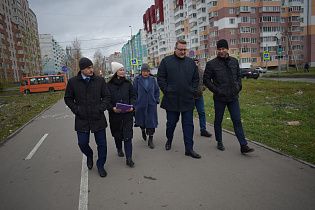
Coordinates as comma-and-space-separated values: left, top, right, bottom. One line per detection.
108, 52, 122, 72
0, 0, 42, 82
39, 34, 66, 75
142, 0, 313, 69
121, 29, 148, 74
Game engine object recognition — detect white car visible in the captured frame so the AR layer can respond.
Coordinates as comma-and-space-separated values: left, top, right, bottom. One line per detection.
255, 67, 266, 73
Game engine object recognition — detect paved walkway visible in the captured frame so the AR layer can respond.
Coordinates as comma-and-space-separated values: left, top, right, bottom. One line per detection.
0, 99, 314, 209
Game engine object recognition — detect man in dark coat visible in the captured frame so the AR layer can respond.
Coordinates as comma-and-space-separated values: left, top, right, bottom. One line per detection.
64, 57, 111, 177
157, 39, 201, 159
193, 58, 212, 138
203, 39, 254, 154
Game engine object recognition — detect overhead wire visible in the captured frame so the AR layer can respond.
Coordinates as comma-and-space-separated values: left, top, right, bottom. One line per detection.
58, 36, 130, 43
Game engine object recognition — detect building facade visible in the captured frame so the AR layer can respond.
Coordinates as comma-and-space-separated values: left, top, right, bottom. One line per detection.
121, 29, 148, 75
0, 0, 42, 82
142, 0, 314, 69
39, 34, 66, 75
108, 52, 123, 73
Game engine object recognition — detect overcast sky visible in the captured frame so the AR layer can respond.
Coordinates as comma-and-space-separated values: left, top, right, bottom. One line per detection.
28, 0, 154, 59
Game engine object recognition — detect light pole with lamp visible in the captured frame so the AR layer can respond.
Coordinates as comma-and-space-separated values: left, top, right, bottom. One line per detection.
129, 26, 135, 76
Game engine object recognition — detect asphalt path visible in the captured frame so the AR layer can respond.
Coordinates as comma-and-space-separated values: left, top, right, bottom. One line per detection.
0, 99, 314, 209
260, 77, 315, 83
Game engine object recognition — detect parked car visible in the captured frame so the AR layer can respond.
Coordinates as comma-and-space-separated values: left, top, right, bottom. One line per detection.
255, 67, 266, 73
240, 69, 260, 79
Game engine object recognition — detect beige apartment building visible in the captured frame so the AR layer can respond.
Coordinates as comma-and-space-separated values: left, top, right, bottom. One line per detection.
143, 0, 313, 69
0, 0, 41, 82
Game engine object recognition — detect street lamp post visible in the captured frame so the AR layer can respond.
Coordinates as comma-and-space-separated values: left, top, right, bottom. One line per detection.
129, 26, 135, 76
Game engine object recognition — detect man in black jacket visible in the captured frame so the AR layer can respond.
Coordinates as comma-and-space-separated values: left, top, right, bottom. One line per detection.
203, 39, 254, 154
64, 57, 111, 177
157, 40, 201, 159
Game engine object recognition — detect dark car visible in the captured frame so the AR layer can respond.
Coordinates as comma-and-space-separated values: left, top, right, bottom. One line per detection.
240, 69, 260, 79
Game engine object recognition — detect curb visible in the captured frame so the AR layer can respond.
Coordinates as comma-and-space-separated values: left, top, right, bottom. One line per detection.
195, 117, 315, 169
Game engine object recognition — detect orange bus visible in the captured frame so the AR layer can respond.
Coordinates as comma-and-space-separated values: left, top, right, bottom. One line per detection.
20, 75, 67, 94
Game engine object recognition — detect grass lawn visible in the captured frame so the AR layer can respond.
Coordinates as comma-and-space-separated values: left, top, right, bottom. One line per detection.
199, 79, 315, 165
0, 90, 65, 143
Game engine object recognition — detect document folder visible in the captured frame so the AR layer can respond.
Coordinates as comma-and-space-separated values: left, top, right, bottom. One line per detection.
116, 103, 133, 113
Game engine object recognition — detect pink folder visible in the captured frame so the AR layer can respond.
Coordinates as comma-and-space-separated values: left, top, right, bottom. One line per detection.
116, 103, 133, 113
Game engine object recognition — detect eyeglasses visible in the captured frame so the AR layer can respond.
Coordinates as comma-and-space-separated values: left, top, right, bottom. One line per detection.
176, 48, 187, 52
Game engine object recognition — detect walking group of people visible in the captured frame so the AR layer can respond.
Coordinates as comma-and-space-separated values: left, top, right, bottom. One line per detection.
64, 39, 254, 178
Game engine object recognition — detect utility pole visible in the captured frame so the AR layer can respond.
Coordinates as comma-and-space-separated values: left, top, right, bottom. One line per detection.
306, 0, 310, 64
265, 44, 268, 73
277, 16, 281, 74
129, 26, 135, 76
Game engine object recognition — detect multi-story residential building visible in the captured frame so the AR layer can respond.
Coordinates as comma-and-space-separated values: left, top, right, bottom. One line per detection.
0, 0, 42, 82
121, 29, 148, 75
108, 52, 122, 73
142, 0, 313, 69
39, 34, 66, 75
143, 0, 177, 69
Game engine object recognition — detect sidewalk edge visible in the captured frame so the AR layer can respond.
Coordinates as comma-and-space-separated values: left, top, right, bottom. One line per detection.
199, 118, 315, 169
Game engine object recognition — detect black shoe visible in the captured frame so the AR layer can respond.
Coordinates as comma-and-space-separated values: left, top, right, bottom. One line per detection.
87, 156, 93, 170
217, 142, 225, 151
98, 168, 107, 177
117, 149, 124, 157
142, 130, 147, 141
185, 150, 201, 159
165, 140, 172, 150
126, 157, 135, 167
241, 145, 255, 154
201, 130, 212, 137
148, 136, 154, 149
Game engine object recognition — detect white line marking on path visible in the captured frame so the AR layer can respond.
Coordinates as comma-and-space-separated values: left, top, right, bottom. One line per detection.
78, 155, 88, 210
25, 133, 49, 160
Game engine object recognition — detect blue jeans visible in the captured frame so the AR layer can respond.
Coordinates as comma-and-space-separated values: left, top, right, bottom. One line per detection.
195, 96, 207, 132
77, 129, 107, 168
214, 99, 247, 146
166, 110, 194, 151
114, 138, 133, 158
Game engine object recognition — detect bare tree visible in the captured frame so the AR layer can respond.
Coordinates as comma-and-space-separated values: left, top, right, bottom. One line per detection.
93, 49, 103, 76
67, 38, 82, 77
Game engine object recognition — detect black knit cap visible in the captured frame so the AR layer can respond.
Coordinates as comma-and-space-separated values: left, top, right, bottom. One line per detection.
217, 39, 229, 50
79, 57, 93, 70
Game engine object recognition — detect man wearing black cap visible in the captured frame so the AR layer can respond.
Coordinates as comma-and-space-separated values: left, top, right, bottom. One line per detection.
64, 57, 111, 177
203, 39, 255, 154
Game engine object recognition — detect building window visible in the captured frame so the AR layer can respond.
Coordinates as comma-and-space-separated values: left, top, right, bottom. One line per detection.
230, 39, 236, 45
229, 8, 234, 14
240, 17, 250, 23
231, 49, 236, 55
240, 27, 251, 33
229, 0, 234, 3
229, 18, 235, 24
230, 29, 235, 34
